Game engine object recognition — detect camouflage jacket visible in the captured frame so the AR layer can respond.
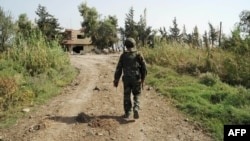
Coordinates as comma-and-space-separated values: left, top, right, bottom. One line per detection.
114, 50, 147, 82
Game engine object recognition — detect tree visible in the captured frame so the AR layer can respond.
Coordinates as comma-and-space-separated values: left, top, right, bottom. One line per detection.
192, 26, 200, 48
16, 14, 33, 39
169, 17, 180, 42
79, 2, 118, 49
147, 29, 157, 48
159, 27, 169, 42
238, 10, 250, 35
223, 28, 249, 54
181, 25, 188, 44
0, 7, 15, 51
137, 9, 152, 47
35, 4, 62, 41
203, 31, 209, 48
79, 2, 99, 43
124, 7, 138, 39
119, 27, 125, 41
186, 34, 193, 46
208, 22, 218, 47
95, 16, 118, 49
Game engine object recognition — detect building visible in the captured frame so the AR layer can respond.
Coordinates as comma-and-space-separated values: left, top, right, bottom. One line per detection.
62, 29, 94, 54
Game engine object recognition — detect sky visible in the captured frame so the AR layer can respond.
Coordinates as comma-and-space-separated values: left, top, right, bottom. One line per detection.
0, 0, 249, 35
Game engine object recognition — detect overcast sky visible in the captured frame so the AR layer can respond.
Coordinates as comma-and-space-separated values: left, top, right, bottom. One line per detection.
1, 0, 249, 35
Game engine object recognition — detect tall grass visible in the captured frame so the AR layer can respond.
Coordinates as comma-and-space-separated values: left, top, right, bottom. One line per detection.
0, 31, 77, 128
142, 42, 250, 88
141, 43, 250, 141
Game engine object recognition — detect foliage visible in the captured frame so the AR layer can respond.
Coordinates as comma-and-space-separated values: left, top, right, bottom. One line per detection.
35, 4, 62, 41
142, 41, 250, 88
169, 17, 181, 41
192, 26, 200, 48
0, 76, 35, 113
222, 54, 250, 87
181, 25, 188, 43
155, 10, 249, 50
220, 28, 250, 87
158, 20, 221, 49
78, 2, 99, 41
8, 31, 67, 76
0, 6, 15, 51
0, 3, 78, 128
0, 77, 18, 111
208, 22, 219, 47
95, 16, 118, 49
199, 72, 219, 86
124, 7, 138, 39
203, 31, 209, 48
222, 28, 249, 54
0, 30, 77, 128
78, 2, 118, 49
238, 10, 250, 34
137, 9, 153, 47
16, 14, 34, 39
122, 7, 154, 47
159, 27, 169, 42
140, 39, 250, 139
145, 63, 250, 141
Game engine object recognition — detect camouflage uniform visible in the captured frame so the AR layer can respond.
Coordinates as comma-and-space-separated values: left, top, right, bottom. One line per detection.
113, 38, 147, 119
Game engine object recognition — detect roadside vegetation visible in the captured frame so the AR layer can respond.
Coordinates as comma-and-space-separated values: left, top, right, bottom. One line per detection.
141, 40, 250, 141
0, 6, 77, 128
0, 34, 77, 128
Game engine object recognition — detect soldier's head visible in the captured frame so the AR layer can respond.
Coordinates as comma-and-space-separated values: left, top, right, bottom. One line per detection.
124, 38, 136, 48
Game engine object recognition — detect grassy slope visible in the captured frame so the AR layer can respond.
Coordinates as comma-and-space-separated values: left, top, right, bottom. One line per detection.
141, 44, 250, 141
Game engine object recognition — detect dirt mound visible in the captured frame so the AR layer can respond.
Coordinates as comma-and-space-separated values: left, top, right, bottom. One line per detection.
88, 118, 119, 130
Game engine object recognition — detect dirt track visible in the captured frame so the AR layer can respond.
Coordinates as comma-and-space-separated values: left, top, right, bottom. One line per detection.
0, 53, 212, 141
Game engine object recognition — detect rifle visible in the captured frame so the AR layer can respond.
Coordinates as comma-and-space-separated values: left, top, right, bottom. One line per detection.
141, 79, 144, 90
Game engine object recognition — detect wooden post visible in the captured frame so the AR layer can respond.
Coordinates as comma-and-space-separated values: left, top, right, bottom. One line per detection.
219, 22, 222, 47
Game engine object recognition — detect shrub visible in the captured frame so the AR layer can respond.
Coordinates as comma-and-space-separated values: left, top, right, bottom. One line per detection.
0, 77, 17, 111
199, 72, 219, 86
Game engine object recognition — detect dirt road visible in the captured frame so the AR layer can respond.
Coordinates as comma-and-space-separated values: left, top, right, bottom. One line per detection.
1, 54, 212, 141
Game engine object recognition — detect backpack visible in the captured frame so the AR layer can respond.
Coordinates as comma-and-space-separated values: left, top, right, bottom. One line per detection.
120, 51, 147, 80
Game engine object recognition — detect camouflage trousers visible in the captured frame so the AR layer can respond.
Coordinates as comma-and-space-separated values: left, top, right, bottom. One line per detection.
122, 79, 141, 114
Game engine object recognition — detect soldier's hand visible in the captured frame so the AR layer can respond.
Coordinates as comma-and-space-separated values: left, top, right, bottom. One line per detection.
113, 80, 119, 87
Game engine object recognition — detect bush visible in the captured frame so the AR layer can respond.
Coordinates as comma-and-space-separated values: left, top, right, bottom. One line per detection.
199, 72, 219, 86
0, 77, 17, 111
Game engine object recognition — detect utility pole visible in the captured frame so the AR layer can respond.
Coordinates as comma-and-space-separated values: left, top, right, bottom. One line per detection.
219, 22, 222, 47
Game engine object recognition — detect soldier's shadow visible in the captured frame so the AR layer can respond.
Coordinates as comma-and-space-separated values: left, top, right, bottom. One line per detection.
48, 112, 135, 125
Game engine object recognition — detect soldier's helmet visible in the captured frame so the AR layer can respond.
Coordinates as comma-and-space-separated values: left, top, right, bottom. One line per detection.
124, 38, 136, 48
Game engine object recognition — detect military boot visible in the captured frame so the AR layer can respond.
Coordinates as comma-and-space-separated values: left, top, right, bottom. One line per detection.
122, 111, 131, 118
133, 110, 139, 119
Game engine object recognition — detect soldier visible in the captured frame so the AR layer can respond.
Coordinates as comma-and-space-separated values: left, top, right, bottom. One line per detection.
113, 37, 147, 119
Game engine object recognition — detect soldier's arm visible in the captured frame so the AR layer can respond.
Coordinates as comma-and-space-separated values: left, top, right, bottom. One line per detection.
114, 54, 123, 86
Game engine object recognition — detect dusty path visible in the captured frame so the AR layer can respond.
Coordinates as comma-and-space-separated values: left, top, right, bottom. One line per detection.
1, 54, 212, 141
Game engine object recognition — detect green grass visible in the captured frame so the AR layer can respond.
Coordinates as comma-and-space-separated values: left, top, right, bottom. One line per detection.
0, 66, 77, 128
146, 65, 250, 141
